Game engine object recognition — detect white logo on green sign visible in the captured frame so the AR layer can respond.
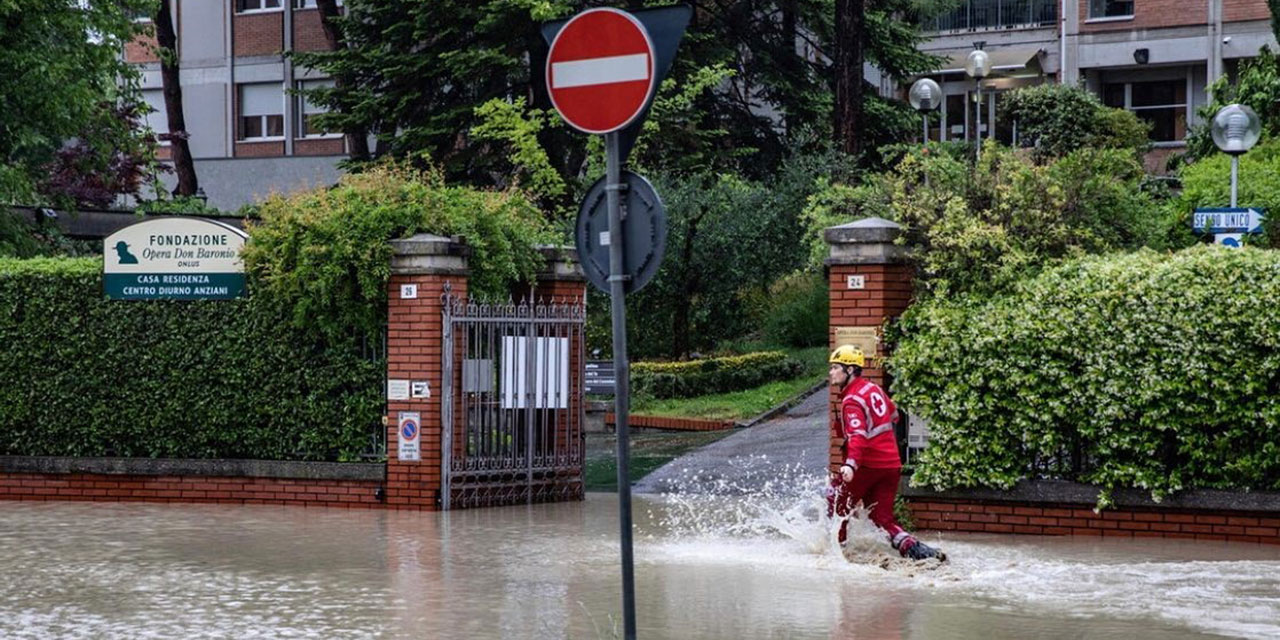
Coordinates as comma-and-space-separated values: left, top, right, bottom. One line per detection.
103, 218, 248, 300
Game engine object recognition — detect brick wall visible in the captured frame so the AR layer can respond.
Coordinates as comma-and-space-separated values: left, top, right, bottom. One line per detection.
292, 8, 334, 52
235, 141, 285, 157
606, 414, 734, 431
233, 11, 283, 57
125, 32, 160, 64
385, 270, 465, 510
294, 137, 344, 156
1079, 0, 1208, 32
907, 498, 1280, 544
1143, 146, 1182, 175
1224, 0, 1272, 22
0, 472, 380, 508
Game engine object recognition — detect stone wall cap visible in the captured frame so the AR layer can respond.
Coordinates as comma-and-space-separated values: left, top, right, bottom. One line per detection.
0, 456, 385, 482
825, 216, 903, 246
831, 216, 901, 230
390, 233, 471, 258
900, 477, 1280, 513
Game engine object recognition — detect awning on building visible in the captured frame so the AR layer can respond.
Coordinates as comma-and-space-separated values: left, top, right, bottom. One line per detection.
932, 48, 1045, 77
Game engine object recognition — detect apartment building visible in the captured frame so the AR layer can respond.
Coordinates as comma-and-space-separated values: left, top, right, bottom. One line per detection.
128, 1, 347, 211
913, 0, 1278, 170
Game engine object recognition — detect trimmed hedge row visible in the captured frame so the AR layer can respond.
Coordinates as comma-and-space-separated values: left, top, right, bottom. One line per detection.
0, 258, 382, 461
891, 247, 1280, 505
631, 351, 805, 399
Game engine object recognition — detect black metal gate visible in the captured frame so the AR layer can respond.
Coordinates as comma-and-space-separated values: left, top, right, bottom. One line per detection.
440, 294, 586, 509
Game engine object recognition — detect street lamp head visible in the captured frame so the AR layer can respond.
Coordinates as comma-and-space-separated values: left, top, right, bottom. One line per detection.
909, 78, 942, 111
1211, 104, 1262, 155
965, 49, 991, 79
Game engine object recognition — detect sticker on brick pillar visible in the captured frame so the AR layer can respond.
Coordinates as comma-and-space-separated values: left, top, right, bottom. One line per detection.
388, 379, 410, 401
411, 381, 430, 399
398, 412, 421, 461
846, 275, 865, 289
833, 326, 879, 362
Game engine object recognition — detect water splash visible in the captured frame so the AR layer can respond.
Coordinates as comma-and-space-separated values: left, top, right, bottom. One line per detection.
641, 456, 929, 574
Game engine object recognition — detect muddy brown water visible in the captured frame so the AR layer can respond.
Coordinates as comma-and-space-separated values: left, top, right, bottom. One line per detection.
1, 489, 1277, 639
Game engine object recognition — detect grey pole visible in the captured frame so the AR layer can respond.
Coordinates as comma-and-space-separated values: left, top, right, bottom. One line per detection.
974, 84, 982, 164
1231, 155, 1239, 208
604, 131, 637, 640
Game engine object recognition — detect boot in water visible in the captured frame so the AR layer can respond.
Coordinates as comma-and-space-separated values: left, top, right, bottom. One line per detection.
901, 539, 947, 562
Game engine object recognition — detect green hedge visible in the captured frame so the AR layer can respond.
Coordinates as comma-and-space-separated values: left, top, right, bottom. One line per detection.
631, 351, 805, 399
0, 258, 382, 461
891, 247, 1280, 505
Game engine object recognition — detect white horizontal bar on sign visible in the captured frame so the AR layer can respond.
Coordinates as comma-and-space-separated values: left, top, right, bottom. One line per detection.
551, 53, 649, 89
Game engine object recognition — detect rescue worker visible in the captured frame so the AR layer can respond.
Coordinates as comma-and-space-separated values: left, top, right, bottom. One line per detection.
826, 345, 945, 562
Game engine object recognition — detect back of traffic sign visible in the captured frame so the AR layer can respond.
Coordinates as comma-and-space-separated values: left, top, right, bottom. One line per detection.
574, 171, 667, 295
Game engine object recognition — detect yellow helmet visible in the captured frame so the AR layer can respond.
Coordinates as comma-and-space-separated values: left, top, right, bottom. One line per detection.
828, 345, 865, 367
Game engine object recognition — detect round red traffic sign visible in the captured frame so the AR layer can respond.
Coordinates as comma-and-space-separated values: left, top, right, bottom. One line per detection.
546, 8, 656, 134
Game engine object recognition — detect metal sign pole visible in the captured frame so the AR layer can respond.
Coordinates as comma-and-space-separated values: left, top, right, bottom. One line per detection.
604, 131, 637, 640
1231, 155, 1239, 208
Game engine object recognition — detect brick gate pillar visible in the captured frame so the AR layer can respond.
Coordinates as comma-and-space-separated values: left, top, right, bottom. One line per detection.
824, 217, 913, 472
385, 234, 469, 510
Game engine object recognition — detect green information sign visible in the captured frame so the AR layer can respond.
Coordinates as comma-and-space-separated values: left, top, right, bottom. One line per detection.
103, 218, 248, 301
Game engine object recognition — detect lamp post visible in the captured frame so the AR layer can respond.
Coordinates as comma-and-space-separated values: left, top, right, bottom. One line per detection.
1210, 104, 1261, 207
909, 78, 942, 148
964, 42, 991, 164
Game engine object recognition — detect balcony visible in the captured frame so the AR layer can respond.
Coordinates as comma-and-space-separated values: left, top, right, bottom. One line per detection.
925, 0, 1058, 32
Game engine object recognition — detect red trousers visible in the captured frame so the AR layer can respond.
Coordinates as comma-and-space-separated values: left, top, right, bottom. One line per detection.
826, 466, 912, 548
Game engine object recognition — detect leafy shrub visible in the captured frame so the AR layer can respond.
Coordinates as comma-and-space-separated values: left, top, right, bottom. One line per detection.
759, 271, 829, 348
1186, 48, 1280, 161
622, 152, 839, 359
1000, 83, 1149, 160
632, 351, 805, 399
242, 162, 554, 344
0, 257, 382, 461
891, 247, 1280, 505
1170, 138, 1280, 247
886, 143, 1163, 297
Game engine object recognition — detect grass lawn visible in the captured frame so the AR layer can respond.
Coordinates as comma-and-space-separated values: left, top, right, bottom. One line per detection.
630, 375, 822, 421
584, 430, 736, 491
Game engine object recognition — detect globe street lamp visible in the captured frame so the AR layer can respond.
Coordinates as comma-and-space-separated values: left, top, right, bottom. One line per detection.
909, 78, 942, 149
964, 42, 991, 164
1210, 104, 1262, 207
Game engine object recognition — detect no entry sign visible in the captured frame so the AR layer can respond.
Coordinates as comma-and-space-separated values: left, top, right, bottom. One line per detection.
546, 8, 656, 134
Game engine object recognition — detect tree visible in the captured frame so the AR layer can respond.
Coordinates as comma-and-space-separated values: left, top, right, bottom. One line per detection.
834, 0, 867, 157
0, 0, 157, 206
310, 0, 370, 161
1185, 48, 1280, 162
154, 0, 198, 197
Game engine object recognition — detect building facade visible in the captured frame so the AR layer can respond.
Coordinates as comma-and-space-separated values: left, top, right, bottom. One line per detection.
913, 0, 1277, 171
128, 1, 347, 211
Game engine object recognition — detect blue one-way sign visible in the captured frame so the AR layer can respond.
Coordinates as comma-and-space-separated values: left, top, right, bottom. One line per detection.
1193, 207, 1266, 234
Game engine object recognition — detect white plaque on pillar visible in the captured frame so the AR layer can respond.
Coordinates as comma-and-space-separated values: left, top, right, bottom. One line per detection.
400, 284, 418, 299
387, 379, 410, 400
847, 275, 865, 290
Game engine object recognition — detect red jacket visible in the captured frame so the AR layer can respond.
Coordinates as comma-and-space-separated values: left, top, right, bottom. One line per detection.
834, 377, 901, 469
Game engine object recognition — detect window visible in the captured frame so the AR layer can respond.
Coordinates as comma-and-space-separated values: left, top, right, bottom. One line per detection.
1101, 79, 1188, 143
293, 0, 342, 8
1089, 0, 1134, 18
141, 89, 169, 143
237, 0, 282, 13
239, 83, 284, 140
295, 79, 336, 138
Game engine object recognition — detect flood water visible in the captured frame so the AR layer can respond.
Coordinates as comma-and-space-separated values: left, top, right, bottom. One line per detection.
1, 484, 1278, 639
